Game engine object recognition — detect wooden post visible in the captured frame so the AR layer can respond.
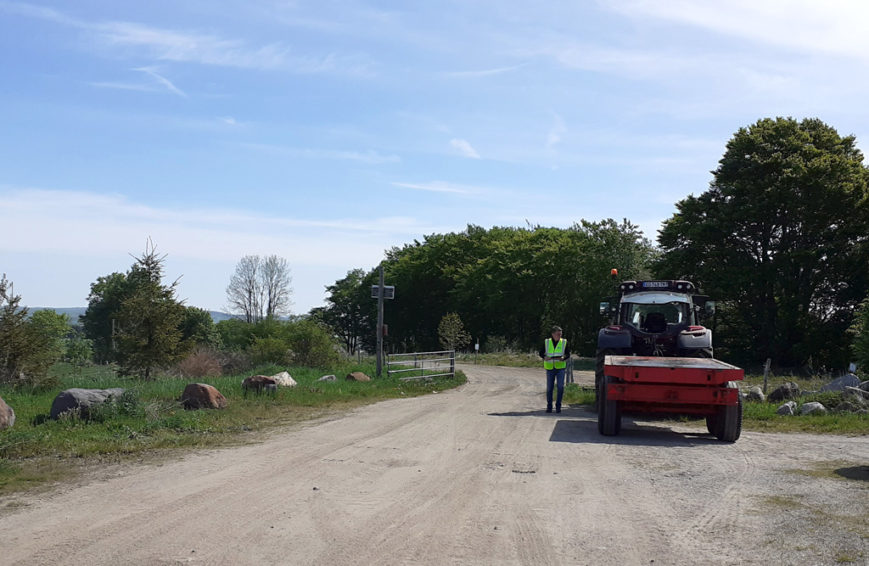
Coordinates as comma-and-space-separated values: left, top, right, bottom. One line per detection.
450, 350, 455, 378
376, 265, 384, 378
762, 358, 771, 394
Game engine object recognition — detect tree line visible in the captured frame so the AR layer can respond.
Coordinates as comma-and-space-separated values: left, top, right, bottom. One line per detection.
317, 117, 869, 372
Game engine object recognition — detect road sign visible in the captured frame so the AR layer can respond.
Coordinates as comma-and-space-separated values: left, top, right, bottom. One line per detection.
371, 285, 395, 299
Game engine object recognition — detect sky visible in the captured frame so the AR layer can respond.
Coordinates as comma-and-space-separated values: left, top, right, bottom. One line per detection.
3, 1, 869, 314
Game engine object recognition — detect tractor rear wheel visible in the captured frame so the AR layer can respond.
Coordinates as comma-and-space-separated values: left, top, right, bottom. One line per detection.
595, 348, 617, 411
598, 376, 621, 436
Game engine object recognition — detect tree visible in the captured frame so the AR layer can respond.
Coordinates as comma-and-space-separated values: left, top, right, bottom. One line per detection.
0, 276, 69, 384
81, 272, 132, 363
226, 255, 293, 322
114, 241, 186, 379
850, 297, 869, 372
438, 312, 471, 351
320, 268, 375, 354
180, 306, 222, 349
657, 117, 869, 369
262, 255, 292, 319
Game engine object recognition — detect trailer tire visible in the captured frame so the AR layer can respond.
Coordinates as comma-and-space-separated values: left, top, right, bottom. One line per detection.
705, 414, 719, 436
715, 382, 742, 442
598, 376, 621, 436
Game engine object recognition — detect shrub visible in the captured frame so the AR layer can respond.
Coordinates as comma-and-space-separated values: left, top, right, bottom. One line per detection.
285, 319, 340, 368
217, 350, 254, 375
176, 348, 222, 378
248, 336, 291, 366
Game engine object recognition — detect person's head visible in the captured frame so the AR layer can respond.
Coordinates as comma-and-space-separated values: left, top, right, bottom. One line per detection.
551, 325, 562, 339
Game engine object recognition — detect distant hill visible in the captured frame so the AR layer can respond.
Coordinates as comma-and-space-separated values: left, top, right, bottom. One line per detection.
26, 307, 237, 323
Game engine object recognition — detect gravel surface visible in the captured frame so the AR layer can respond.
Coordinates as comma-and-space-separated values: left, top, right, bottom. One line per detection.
0, 364, 866, 565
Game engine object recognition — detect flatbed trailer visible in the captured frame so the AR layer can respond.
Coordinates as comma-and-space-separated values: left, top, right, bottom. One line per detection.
599, 355, 744, 442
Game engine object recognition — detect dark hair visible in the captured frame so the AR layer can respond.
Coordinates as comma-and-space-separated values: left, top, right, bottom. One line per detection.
551, 326, 562, 332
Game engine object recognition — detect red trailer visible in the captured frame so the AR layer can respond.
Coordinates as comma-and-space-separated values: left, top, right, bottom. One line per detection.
598, 355, 744, 442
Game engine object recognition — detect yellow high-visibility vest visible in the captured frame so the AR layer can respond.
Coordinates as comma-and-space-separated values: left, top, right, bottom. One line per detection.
544, 338, 567, 370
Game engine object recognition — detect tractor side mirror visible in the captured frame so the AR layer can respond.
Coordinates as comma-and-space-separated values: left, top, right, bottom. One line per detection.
705, 301, 716, 315
599, 301, 610, 315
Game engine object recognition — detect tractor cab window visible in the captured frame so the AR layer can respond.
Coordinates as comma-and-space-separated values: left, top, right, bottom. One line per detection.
624, 301, 690, 332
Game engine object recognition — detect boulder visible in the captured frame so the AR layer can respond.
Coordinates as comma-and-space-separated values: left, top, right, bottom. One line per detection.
860, 380, 869, 393
800, 401, 827, 415
0, 396, 15, 430
242, 375, 278, 396
50, 388, 126, 420
346, 371, 371, 382
745, 386, 765, 402
769, 381, 801, 402
776, 401, 796, 416
181, 383, 227, 410
317, 374, 337, 382
271, 371, 297, 388
820, 373, 862, 392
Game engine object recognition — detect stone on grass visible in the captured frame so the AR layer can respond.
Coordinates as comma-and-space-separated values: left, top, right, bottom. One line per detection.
181, 383, 227, 410
746, 386, 765, 402
776, 401, 796, 416
345, 371, 371, 382
860, 380, 869, 393
0, 396, 15, 430
769, 381, 801, 402
271, 371, 297, 387
317, 374, 337, 382
50, 388, 125, 420
799, 401, 827, 415
242, 375, 278, 396
820, 373, 862, 392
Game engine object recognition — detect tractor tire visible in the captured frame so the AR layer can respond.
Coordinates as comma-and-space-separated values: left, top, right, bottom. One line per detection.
594, 348, 617, 412
714, 382, 742, 442
705, 414, 720, 437
598, 376, 621, 436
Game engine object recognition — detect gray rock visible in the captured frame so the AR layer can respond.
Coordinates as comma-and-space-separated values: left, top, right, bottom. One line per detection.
50, 388, 126, 419
820, 373, 862, 392
776, 401, 796, 416
769, 381, 801, 402
799, 401, 827, 415
317, 374, 337, 382
0, 396, 15, 430
745, 386, 765, 402
860, 380, 869, 392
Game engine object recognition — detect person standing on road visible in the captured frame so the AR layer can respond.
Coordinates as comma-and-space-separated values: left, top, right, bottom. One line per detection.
539, 326, 570, 413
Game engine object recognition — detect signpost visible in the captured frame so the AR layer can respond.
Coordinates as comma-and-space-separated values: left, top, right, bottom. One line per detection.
372, 266, 395, 377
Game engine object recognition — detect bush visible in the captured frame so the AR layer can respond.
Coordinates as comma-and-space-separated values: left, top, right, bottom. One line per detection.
176, 348, 222, 378
217, 350, 253, 375
248, 336, 291, 366
285, 320, 340, 368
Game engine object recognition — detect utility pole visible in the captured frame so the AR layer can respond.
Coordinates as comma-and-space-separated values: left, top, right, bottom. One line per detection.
376, 264, 384, 378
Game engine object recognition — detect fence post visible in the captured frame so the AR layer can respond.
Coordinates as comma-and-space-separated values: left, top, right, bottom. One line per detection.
450, 350, 455, 378
762, 358, 771, 394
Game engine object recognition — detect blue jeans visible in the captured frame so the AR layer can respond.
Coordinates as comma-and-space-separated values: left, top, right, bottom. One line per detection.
546, 368, 565, 409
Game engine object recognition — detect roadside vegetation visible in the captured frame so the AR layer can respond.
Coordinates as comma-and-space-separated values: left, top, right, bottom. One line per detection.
0, 362, 465, 496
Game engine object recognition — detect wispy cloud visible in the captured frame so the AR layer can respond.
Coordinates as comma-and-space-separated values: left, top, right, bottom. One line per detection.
1, 1, 375, 75
391, 181, 475, 194
134, 66, 186, 97
546, 113, 567, 148
241, 142, 400, 164
450, 138, 481, 159
444, 63, 527, 78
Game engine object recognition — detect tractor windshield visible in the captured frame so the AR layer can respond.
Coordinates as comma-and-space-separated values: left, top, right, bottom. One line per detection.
623, 301, 691, 333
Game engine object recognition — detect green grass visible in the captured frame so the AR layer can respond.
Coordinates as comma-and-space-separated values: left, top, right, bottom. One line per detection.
0, 362, 466, 495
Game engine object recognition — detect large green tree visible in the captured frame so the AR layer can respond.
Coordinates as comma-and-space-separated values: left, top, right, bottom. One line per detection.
81, 271, 132, 363
657, 117, 869, 369
318, 268, 376, 355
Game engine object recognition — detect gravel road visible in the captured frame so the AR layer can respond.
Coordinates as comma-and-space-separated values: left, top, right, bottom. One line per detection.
1, 365, 867, 565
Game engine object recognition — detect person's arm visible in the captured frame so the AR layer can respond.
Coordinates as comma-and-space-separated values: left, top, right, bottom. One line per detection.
539, 345, 546, 359
562, 343, 571, 360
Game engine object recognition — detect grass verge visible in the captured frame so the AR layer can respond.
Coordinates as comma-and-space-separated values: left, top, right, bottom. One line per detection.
456, 353, 596, 371
0, 363, 466, 496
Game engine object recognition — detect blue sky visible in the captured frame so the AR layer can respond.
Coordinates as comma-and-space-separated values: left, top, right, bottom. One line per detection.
2, 1, 869, 314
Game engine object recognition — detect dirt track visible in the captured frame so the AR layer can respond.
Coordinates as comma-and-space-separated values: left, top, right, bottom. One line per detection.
1, 365, 867, 565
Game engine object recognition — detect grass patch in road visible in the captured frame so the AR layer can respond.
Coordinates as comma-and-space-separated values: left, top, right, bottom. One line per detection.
742, 400, 869, 434
0, 363, 466, 496
562, 383, 596, 407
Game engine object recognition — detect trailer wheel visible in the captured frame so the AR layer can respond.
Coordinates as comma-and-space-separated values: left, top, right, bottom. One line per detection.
715, 382, 742, 442
598, 376, 621, 436
705, 414, 719, 436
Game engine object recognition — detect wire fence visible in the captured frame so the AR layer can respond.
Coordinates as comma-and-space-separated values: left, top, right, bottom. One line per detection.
386, 350, 455, 381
